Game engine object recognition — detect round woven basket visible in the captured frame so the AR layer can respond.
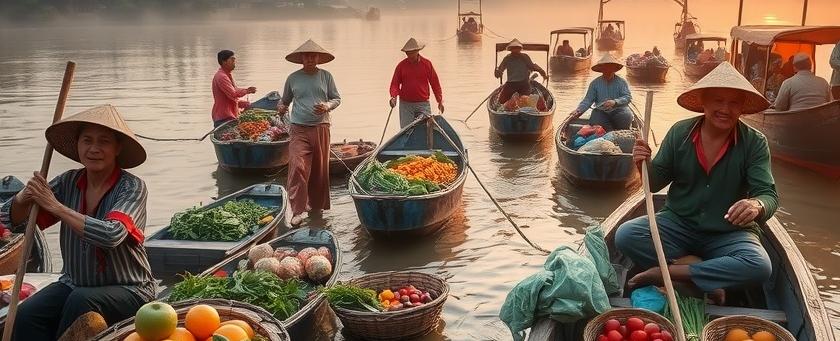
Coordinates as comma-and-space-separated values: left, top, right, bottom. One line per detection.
583, 308, 677, 341
332, 271, 449, 340
91, 299, 290, 341
702, 315, 795, 341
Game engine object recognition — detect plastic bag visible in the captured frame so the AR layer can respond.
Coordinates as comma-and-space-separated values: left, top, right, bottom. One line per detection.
583, 225, 620, 295
579, 138, 622, 154
631, 285, 666, 314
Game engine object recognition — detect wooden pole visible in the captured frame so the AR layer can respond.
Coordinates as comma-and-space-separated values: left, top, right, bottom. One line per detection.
640, 91, 687, 341
2, 61, 75, 341
801, 0, 808, 26
737, 0, 744, 26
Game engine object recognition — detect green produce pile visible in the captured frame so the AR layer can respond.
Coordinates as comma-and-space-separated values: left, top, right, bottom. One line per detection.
322, 284, 382, 312
168, 270, 311, 320
169, 199, 270, 241
665, 293, 707, 341
239, 108, 276, 123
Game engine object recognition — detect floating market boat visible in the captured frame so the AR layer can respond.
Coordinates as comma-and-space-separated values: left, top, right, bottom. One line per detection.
0, 272, 63, 330
555, 112, 642, 187
163, 228, 341, 340
549, 27, 594, 74
729, 25, 840, 178
596, 19, 625, 51
364, 7, 381, 20
349, 115, 468, 237
0, 176, 51, 275
145, 183, 288, 277
672, 0, 700, 49
212, 91, 290, 174
329, 140, 377, 176
527, 190, 836, 340
626, 63, 670, 83
456, 0, 483, 43
684, 34, 727, 78
489, 43, 555, 141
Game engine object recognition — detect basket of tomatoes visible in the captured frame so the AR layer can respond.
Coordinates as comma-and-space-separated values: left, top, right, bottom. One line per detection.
583, 308, 677, 341
701, 315, 794, 341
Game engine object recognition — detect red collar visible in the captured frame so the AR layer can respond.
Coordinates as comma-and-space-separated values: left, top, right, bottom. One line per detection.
691, 120, 738, 174
75, 167, 122, 214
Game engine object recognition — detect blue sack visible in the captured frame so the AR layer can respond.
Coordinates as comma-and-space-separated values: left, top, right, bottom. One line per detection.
631, 285, 666, 314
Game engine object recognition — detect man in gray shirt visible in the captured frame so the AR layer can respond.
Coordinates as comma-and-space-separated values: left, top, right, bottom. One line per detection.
494, 39, 547, 104
773, 53, 830, 112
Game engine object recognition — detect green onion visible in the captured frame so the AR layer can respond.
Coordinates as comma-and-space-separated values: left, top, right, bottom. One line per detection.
664, 293, 707, 341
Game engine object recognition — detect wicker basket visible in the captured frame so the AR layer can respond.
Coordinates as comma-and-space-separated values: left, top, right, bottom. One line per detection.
702, 315, 795, 341
91, 299, 290, 341
332, 271, 449, 340
583, 308, 677, 341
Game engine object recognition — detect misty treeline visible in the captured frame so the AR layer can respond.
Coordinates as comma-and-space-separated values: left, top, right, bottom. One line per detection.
0, 0, 325, 19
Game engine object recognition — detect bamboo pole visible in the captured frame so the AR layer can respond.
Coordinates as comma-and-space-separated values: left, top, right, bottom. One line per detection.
2, 61, 76, 341
640, 91, 686, 341
737, 0, 744, 26
801, 0, 808, 26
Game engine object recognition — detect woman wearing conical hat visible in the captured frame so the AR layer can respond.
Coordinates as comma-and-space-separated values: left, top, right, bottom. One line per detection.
494, 38, 548, 104
571, 53, 633, 132
277, 39, 341, 226
389, 38, 444, 128
1, 105, 155, 340
615, 62, 778, 302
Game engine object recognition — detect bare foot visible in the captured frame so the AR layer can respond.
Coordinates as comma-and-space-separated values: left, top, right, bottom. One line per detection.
628, 267, 665, 288
291, 214, 305, 226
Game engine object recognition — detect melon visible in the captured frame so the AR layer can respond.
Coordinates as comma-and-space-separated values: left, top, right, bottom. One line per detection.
305, 255, 333, 282
276, 257, 304, 280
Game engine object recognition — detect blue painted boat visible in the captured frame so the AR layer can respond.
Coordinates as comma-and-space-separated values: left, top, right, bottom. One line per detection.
211, 91, 290, 173
145, 183, 289, 277
349, 115, 468, 237
555, 113, 642, 187
527, 191, 836, 341
0, 176, 51, 274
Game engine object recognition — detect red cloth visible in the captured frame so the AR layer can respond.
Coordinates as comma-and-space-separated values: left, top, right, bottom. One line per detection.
287, 124, 331, 216
692, 125, 738, 174
389, 56, 443, 103
211, 68, 250, 122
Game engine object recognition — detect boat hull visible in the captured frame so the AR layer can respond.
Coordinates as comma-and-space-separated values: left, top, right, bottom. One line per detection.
212, 123, 290, 174
555, 115, 642, 187
487, 81, 556, 141
457, 30, 481, 42
684, 61, 721, 78
626, 65, 669, 82
550, 55, 592, 74
596, 38, 624, 51
740, 101, 840, 178
329, 141, 376, 176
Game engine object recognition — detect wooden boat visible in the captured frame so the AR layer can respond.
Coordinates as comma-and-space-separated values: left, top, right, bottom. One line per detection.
329, 140, 377, 176
364, 7, 380, 20
349, 115, 468, 237
527, 190, 836, 340
0, 176, 51, 275
549, 27, 594, 74
212, 92, 289, 174
555, 112, 642, 187
672, 0, 699, 50
626, 63, 669, 82
730, 25, 840, 177
456, 1, 483, 43
162, 228, 341, 340
145, 183, 288, 277
683, 34, 727, 78
490, 42, 555, 141
0, 272, 63, 330
596, 20, 625, 51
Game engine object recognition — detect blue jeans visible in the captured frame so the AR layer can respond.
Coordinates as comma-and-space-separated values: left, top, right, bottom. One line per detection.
614, 213, 772, 291
590, 106, 633, 131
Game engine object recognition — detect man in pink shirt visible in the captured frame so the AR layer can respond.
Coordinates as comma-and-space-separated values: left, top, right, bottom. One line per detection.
389, 38, 444, 128
212, 50, 257, 127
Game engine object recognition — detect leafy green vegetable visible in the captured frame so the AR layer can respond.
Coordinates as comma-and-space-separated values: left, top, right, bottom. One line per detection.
322, 284, 382, 312
239, 108, 276, 123
357, 160, 442, 196
432, 150, 455, 165
169, 199, 269, 241
664, 293, 707, 341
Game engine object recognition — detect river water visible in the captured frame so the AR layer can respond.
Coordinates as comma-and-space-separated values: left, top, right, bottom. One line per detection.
1, 0, 838, 339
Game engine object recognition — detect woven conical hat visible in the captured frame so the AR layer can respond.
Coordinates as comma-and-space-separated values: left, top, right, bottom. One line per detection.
401, 38, 425, 52
285, 39, 335, 64
677, 62, 769, 115
506, 39, 524, 50
592, 53, 624, 72
45, 104, 146, 169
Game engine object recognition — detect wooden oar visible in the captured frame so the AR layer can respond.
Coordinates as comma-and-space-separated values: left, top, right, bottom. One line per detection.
379, 106, 395, 146
2, 61, 76, 341
640, 90, 687, 341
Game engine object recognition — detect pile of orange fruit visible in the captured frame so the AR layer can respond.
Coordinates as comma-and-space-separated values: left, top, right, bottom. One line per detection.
724, 328, 777, 341
124, 303, 257, 341
389, 156, 457, 185
237, 121, 271, 140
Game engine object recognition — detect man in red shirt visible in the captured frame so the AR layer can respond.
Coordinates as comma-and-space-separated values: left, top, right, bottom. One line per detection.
212, 50, 257, 127
389, 38, 444, 128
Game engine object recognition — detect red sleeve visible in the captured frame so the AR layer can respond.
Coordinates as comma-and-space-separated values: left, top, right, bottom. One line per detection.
426, 60, 443, 104
389, 61, 402, 98
36, 211, 59, 230
105, 211, 143, 244
214, 73, 248, 101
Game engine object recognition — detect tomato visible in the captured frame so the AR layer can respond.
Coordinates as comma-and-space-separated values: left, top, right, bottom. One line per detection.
660, 330, 674, 341
618, 326, 628, 337
596, 335, 608, 341
398, 288, 408, 296
644, 323, 660, 335
626, 317, 645, 331
603, 319, 621, 332
652, 339, 664, 341
409, 294, 420, 303
630, 330, 648, 341
606, 330, 623, 341
650, 332, 662, 340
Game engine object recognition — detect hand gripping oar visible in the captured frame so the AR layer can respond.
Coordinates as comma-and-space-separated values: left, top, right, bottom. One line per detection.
2, 61, 76, 341
639, 91, 687, 341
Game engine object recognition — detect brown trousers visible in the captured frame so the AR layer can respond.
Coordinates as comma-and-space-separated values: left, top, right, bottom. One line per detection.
832, 86, 840, 101
287, 124, 331, 215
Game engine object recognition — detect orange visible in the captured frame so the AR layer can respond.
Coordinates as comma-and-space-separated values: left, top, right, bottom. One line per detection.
123, 332, 145, 341
212, 325, 249, 341
220, 320, 254, 339
184, 304, 220, 340
167, 328, 196, 341
751, 331, 777, 341
725, 328, 751, 341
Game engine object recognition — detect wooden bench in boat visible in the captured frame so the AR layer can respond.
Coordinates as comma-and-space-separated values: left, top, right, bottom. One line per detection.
608, 297, 788, 323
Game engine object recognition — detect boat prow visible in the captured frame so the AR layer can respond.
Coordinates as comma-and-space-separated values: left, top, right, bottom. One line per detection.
487, 80, 556, 141
555, 114, 642, 187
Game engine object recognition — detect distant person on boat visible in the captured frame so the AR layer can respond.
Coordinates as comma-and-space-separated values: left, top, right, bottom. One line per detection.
467, 17, 479, 33
570, 54, 633, 131
773, 53, 830, 112
603, 23, 616, 40
765, 54, 785, 98
652, 46, 661, 57
780, 55, 795, 79
494, 39, 548, 104
212, 49, 257, 128
277, 40, 341, 226
1, 105, 155, 340
687, 41, 703, 61
617, 62, 776, 304
714, 46, 727, 61
389, 38, 444, 128
556, 40, 575, 57
830, 41, 840, 100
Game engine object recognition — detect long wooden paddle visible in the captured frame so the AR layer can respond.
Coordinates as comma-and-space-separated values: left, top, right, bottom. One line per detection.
2, 61, 76, 341
640, 91, 687, 341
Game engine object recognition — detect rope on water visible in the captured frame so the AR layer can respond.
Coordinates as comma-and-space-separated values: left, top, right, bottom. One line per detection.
135, 127, 217, 142
429, 117, 551, 255
434, 33, 459, 42
330, 149, 371, 195
481, 25, 508, 40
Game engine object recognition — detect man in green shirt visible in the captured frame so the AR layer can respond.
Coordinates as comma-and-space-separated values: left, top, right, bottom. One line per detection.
615, 62, 778, 300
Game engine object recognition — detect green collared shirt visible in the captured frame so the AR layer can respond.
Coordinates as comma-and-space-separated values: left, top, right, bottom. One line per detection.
649, 116, 779, 232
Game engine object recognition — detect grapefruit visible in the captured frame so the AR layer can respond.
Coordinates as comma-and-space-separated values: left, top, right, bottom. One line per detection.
212, 325, 249, 341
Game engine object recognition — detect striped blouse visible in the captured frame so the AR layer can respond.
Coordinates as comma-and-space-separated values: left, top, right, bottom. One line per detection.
0, 168, 156, 301
576, 75, 633, 113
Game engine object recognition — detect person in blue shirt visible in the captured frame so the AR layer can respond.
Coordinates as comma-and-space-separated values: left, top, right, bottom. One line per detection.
570, 54, 633, 131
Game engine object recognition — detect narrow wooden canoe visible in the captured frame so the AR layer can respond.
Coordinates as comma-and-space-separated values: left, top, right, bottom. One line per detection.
527, 190, 836, 340
349, 115, 467, 237
487, 80, 556, 141
145, 184, 288, 277
626, 64, 669, 82
162, 228, 341, 340
550, 55, 591, 74
329, 140, 377, 176
0, 176, 51, 275
740, 100, 840, 178
212, 92, 290, 174
457, 29, 482, 42
0, 272, 63, 330
555, 113, 642, 187
549, 27, 594, 74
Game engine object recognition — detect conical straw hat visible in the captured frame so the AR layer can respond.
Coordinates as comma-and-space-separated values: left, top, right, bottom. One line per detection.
45, 104, 146, 169
285, 39, 335, 64
401, 38, 425, 52
506, 39, 524, 50
677, 62, 770, 115
591, 53, 624, 72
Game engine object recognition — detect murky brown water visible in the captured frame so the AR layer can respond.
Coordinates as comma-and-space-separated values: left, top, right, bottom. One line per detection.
1, 0, 838, 339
